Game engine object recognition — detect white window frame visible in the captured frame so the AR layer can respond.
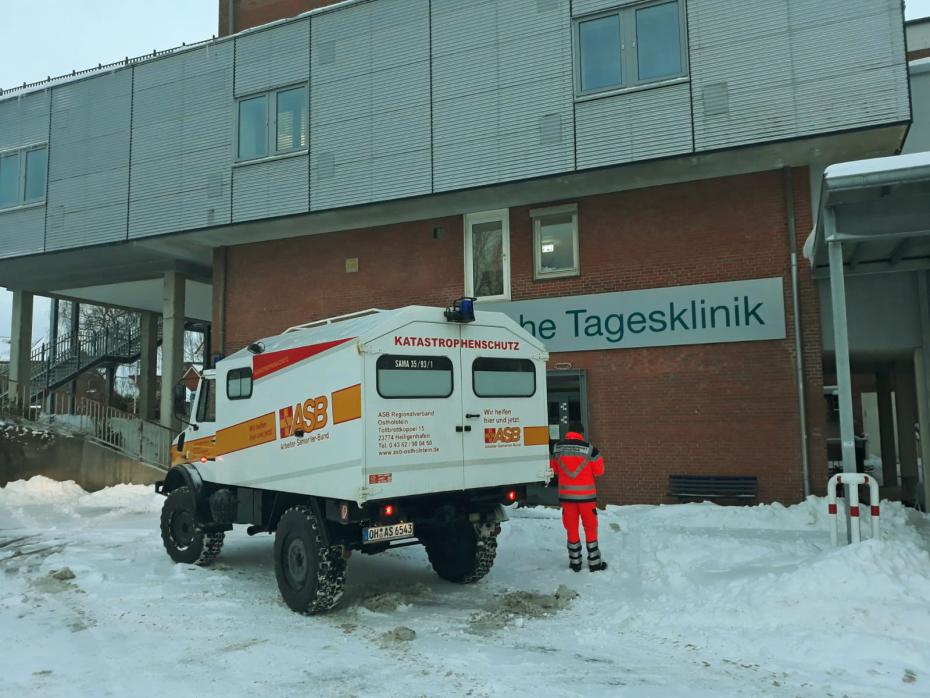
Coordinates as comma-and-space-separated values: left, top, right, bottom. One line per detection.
0, 144, 48, 212
235, 83, 308, 163
531, 203, 580, 280
464, 209, 511, 302
573, 0, 689, 98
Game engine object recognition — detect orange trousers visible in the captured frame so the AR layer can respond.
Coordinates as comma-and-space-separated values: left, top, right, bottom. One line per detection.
561, 501, 598, 544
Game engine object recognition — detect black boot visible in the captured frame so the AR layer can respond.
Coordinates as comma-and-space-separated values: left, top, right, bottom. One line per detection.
568, 541, 582, 572
587, 540, 607, 572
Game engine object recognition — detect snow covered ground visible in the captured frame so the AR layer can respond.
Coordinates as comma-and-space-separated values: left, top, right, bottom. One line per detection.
1, 477, 929, 698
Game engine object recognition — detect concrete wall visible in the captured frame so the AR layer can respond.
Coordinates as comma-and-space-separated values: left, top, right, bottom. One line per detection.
0, 421, 163, 492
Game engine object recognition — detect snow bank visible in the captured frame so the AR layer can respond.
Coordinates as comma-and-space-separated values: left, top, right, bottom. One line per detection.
0, 475, 161, 517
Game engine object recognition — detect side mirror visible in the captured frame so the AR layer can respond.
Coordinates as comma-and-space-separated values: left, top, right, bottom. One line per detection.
176, 432, 186, 452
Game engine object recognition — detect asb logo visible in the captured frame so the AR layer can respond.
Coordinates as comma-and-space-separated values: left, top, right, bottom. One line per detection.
485, 427, 521, 444
279, 395, 329, 438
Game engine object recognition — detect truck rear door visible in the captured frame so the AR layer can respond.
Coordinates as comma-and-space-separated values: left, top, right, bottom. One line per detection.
363, 322, 466, 498
459, 323, 549, 489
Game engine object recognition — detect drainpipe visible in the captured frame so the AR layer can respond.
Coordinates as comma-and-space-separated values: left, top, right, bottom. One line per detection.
227, 0, 235, 35
784, 167, 811, 497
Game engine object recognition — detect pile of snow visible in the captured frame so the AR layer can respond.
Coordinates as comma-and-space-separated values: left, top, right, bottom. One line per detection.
0, 475, 161, 520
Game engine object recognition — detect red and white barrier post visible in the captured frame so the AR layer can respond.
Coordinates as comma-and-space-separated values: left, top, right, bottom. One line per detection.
827, 473, 880, 545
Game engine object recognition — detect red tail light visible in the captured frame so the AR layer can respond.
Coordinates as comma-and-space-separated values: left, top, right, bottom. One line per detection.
381, 504, 395, 517
199, 457, 208, 463
506, 490, 518, 503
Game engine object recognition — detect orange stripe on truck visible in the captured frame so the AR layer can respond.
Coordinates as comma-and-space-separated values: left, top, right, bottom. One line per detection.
215, 412, 277, 456
332, 384, 362, 424
523, 426, 550, 446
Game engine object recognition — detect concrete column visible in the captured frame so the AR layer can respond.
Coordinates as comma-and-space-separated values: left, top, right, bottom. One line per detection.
827, 228, 856, 475
916, 271, 930, 511
138, 311, 158, 422
159, 272, 185, 430
8, 290, 34, 406
894, 362, 919, 506
876, 369, 898, 489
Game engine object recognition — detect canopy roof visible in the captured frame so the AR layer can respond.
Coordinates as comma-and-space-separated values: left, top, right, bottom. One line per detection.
805, 151, 930, 276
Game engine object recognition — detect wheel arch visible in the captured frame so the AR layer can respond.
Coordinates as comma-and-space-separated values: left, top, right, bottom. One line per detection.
158, 465, 206, 513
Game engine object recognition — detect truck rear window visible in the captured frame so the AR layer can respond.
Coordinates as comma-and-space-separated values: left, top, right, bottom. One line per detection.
473, 358, 536, 397
377, 355, 454, 398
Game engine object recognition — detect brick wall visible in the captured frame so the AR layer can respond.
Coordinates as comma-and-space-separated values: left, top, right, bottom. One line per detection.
219, 0, 344, 35
219, 168, 826, 505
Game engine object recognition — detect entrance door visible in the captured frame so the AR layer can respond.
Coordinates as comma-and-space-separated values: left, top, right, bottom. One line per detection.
526, 369, 589, 506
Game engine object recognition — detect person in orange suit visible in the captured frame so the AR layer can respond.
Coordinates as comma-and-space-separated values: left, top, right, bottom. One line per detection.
550, 421, 607, 572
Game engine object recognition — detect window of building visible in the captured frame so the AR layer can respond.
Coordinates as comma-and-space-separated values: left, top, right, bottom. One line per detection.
0, 153, 18, 208
531, 204, 579, 279
24, 148, 48, 202
0, 146, 48, 210
226, 367, 253, 400
376, 355, 454, 399
575, 0, 687, 96
464, 209, 510, 301
237, 85, 308, 161
473, 358, 536, 398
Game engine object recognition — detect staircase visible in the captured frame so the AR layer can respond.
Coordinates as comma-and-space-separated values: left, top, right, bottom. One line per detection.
0, 322, 161, 404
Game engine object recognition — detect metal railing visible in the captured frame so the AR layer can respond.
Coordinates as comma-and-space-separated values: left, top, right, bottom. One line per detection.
44, 396, 174, 471
0, 320, 160, 403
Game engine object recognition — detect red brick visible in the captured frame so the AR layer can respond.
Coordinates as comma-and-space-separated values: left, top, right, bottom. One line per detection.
217, 168, 826, 506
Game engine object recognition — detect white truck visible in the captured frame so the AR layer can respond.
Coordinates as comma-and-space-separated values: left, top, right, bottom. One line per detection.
156, 301, 551, 613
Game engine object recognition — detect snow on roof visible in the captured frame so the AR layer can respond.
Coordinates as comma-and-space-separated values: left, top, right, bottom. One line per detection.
824, 151, 930, 181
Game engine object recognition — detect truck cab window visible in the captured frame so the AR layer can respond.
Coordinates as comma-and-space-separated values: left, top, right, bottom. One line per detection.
473, 357, 536, 397
227, 367, 253, 400
376, 355, 454, 398
196, 379, 216, 422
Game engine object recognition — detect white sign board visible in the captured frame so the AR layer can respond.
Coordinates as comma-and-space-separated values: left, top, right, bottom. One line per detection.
485, 277, 786, 353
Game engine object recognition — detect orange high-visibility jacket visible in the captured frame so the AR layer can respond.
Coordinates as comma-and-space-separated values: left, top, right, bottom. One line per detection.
549, 432, 605, 502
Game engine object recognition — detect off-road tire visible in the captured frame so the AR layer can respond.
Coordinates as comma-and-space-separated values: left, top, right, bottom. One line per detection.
160, 486, 225, 566
422, 521, 499, 584
273, 505, 347, 614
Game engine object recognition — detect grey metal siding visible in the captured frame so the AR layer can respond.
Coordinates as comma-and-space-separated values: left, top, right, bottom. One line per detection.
789, 0, 909, 137
0, 207, 46, 258
46, 70, 132, 251
235, 18, 310, 96
0, 90, 49, 150
129, 43, 233, 239
690, 0, 909, 152
0, 91, 49, 257
310, 0, 431, 211
431, 0, 574, 193
232, 154, 309, 222
575, 84, 693, 170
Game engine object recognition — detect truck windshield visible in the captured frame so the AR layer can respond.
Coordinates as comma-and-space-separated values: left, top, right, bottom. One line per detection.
376, 355, 454, 398
472, 357, 535, 397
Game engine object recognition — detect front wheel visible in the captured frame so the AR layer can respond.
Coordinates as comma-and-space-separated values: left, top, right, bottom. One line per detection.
160, 486, 224, 566
273, 505, 347, 614
422, 521, 499, 584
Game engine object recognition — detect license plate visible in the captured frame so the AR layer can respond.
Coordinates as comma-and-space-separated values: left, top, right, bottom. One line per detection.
363, 522, 414, 544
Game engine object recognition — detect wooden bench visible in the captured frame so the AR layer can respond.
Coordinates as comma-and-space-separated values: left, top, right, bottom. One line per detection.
668, 475, 758, 503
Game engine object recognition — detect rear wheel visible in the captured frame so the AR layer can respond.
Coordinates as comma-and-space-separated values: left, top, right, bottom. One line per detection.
273, 505, 346, 614
160, 486, 224, 566
422, 521, 499, 584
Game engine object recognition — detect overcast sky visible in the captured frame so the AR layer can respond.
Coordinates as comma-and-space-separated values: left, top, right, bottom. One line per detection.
1, 0, 929, 357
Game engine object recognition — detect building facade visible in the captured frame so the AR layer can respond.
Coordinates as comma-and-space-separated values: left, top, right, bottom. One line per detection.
0, 0, 914, 504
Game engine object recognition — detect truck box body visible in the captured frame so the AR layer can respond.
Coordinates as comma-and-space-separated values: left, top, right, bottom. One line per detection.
176, 306, 551, 503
